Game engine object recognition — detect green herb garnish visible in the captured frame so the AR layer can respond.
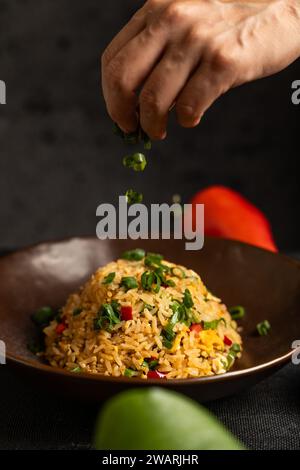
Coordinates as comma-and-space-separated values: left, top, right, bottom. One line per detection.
203, 318, 226, 330
142, 358, 159, 370
124, 368, 137, 377
256, 320, 271, 336
121, 248, 145, 261
226, 343, 241, 370
229, 306, 245, 320
144, 252, 164, 268
183, 289, 194, 308
73, 307, 83, 316
125, 189, 143, 205
31, 306, 56, 328
120, 276, 138, 291
94, 302, 121, 332
71, 366, 82, 373
171, 267, 186, 279
123, 153, 147, 172
102, 272, 116, 285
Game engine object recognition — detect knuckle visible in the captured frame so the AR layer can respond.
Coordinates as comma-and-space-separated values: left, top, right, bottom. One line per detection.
140, 88, 161, 113
162, 2, 186, 25
185, 27, 206, 46
105, 57, 125, 88
207, 42, 238, 73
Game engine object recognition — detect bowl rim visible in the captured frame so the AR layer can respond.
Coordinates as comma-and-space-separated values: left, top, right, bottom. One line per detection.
2, 236, 300, 386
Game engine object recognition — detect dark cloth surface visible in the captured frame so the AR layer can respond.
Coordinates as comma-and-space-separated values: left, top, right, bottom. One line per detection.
1, 363, 300, 450
1, 249, 300, 450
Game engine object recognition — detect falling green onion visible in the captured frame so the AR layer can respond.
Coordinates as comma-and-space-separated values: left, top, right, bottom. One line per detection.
121, 248, 145, 261
102, 272, 116, 285
256, 320, 271, 336
120, 276, 138, 291
144, 252, 164, 268
125, 189, 143, 205
229, 306, 245, 320
123, 153, 147, 172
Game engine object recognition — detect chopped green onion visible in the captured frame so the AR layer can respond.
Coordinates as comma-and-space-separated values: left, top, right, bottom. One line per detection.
121, 248, 145, 261
226, 343, 241, 370
94, 302, 121, 332
123, 153, 147, 172
124, 368, 137, 377
140, 302, 154, 313
164, 279, 176, 287
203, 318, 226, 330
141, 129, 152, 150
144, 252, 164, 268
125, 189, 143, 205
257, 320, 271, 336
171, 267, 186, 279
141, 271, 154, 291
73, 307, 83, 316
229, 306, 245, 320
31, 306, 56, 328
27, 337, 45, 354
120, 276, 138, 291
183, 289, 194, 308
142, 359, 159, 370
230, 343, 241, 353
71, 366, 81, 373
102, 272, 116, 285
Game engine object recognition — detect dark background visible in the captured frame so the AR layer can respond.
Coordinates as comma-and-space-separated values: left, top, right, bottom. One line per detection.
0, 0, 299, 250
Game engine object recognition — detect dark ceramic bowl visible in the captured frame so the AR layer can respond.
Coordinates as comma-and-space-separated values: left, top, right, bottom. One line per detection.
1, 237, 300, 402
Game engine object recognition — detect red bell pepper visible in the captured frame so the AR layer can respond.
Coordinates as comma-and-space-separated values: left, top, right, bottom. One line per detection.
147, 370, 167, 379
223, 335, 232, 346
55, 321, 66, 335
189, 323, 203, 334
187, 185, 277, 252
121, 306, 133, 321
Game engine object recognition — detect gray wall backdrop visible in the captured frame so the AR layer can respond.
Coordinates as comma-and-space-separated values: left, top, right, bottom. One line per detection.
0, 0, 299, 250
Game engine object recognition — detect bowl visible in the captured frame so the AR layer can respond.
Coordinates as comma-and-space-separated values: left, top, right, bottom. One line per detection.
1, 236, 300, 402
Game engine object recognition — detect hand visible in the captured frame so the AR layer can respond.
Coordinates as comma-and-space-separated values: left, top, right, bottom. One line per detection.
101, 0, 300, 139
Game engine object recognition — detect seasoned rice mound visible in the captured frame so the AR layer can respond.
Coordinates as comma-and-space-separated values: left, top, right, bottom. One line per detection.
43, 256, 242, 379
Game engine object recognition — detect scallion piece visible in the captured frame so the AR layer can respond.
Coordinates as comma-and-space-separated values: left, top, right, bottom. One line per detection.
183, 289, 194, 309
229, 306, 245, 320
123, 153, 147, 172
124, 368, 136, 377
94, 302, 121, 332
257, 320, 271, 336
203, 318, 226, 330
71, 366, 81, 373
31, 306, 56, 328
102, 272, 116, 285
121, 248, 145, 261
125, 189, 143, 205
73, 307, 83, 316
120, 276, 138, 291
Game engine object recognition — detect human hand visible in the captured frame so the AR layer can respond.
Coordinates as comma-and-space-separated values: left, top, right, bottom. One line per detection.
102, 0, 300, 139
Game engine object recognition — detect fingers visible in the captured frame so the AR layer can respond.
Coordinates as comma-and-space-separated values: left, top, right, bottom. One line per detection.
139, 44, 201, 139
102, 26, 168, 133
176, 49, 238, 127
101, 8, 146, 67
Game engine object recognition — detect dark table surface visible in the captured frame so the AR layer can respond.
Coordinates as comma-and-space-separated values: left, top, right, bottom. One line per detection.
1, 250, 300, 451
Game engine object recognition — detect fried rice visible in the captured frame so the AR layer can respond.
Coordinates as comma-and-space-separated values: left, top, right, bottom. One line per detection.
42, 250, 242, 379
